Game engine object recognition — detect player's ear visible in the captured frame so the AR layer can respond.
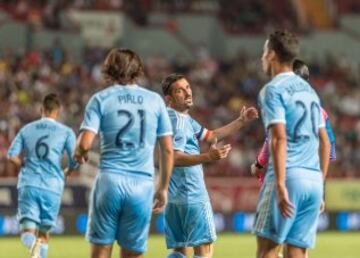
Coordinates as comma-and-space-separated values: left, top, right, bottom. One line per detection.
268, 49, 277, 62
164, 95, 172, 105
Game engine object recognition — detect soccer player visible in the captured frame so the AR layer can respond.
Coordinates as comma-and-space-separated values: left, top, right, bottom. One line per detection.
161, 73, 258, 258
252, 31, 331, 258
74, 48, 174, 258
7, 93, 78, 258
251, 60, 336, 258
251, 59, 336, 184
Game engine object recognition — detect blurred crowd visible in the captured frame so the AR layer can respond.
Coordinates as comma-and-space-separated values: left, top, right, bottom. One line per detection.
0, 0, 296, 33
1, 0, 359, 34
0, 42, 359, 179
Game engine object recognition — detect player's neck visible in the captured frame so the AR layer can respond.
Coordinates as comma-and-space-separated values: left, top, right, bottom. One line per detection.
42, 113, 58, 121
271, 63, 292, 78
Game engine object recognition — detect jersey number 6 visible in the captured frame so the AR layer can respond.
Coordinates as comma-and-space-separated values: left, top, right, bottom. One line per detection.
35, 135, 49, 159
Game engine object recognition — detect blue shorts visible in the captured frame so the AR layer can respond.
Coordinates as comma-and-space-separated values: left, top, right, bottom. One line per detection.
164, 201, 217, 249
86, 171, 154, 253
18, 186, 61, 229
252, 172, 323, 249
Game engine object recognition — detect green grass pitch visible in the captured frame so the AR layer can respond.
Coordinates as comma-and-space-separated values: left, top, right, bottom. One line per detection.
0, 232, 359, 257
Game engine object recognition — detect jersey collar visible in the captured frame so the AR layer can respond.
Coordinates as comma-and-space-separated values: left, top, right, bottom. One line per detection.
41, 117, 56, 122
167, 107, 188, 116
273, 71, 295, 79
114, 84, 138, 89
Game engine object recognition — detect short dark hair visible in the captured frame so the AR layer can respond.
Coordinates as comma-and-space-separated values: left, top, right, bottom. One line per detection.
43, 93, 60, 113
268, 30, 299, 64
161, 73, 186, 96
102, 48, 143, 85
293, 59, 310, 81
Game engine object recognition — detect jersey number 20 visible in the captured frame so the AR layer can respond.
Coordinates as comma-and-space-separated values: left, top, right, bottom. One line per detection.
293, 101, 320, 142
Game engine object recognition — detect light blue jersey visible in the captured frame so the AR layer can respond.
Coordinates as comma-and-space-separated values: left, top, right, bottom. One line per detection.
258, 72, 325, 181
7, 118, 78, 195
83, 84, 172, 252
80, 84, 172, 177
253, 71, 325, 248
167, 108, 210, 204
165, 108, 216, 248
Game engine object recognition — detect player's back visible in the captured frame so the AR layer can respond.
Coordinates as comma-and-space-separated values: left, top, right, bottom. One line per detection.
8, 118, 76, 194
260, 72, 324, 180
81, 84, 171, 177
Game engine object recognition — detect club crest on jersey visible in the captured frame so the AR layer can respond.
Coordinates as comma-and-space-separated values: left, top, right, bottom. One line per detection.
174, 135, 183, 143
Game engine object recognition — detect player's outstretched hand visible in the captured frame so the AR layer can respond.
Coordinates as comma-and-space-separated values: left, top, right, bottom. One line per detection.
153, 189, 168, 214
276, 184, 295, 218
251, 164, 265, 185
251, 163, 265, 177
208, 139, 232, 161
240, 106, 259, 122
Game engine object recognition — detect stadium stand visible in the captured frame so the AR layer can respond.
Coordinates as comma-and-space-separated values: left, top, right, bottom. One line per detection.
0, 0, 359, 180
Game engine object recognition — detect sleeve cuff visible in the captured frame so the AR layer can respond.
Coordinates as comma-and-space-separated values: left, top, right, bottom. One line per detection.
157, 131, 173, 138
80, 126, 98, 134
7, 153, 19, 159
266, 119, 286, 128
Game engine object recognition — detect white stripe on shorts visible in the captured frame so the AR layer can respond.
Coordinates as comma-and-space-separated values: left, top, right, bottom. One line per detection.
254, 182, 274, 233
206, 202, 216, 239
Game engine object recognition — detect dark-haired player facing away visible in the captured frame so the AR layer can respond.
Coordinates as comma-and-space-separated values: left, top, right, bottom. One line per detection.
7, 93, 78, 258
74, 48, 174, 258
251, 60, 336, 258
252, 59, 336, 185
252, 31, 331, 258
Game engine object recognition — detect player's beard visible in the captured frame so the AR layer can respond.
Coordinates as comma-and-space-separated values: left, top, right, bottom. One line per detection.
173, 101, 192, 112
182, 102, 192, 112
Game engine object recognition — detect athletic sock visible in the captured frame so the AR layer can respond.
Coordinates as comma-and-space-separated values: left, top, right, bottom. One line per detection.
20, 232, 36, 249
40, 243, 49, 258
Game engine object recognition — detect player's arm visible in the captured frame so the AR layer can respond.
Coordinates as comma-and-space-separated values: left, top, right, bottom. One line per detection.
270, 123, 294, 218
251, 139, 269, 178
171, 114, 230, 166
319, 127, 330, 213
74, 130, 96, 164
157, 135, 173, 189
206, 106, 258, 143
153, 97, 174, 213
319, 127, 330, 179
262, 85, 294, 217
75, 95, 100, 164
325, 119, 336, 161
8, 156, 22, 170
322, 108, 336, 161
7, 130, 24, 170
64, 130, 80, 178
270, 124, 287, 186
319, 111, 331, 213
173, 142, 231, 167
